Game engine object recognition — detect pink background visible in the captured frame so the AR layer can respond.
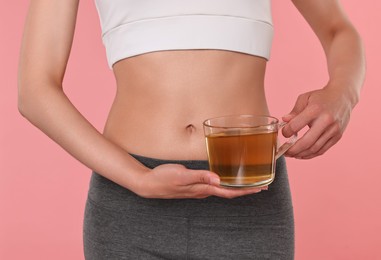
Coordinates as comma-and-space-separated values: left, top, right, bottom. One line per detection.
1, 1, 380, 259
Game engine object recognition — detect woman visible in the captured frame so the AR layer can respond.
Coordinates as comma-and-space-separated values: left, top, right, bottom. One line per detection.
18, 0, 365, 259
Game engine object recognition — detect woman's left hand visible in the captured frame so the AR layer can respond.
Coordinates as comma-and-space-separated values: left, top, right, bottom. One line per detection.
281, 86, 355, 159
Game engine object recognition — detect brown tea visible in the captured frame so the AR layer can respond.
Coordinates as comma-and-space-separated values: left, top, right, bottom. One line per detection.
205, 130, 277, 187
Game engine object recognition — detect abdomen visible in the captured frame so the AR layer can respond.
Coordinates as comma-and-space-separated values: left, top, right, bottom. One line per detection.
103, 50, 269, 160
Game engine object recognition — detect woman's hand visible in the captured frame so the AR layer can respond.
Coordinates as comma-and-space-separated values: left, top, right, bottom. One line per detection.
281, 87, 354, 159
284, 1, 365, 160
133, 163, 266, 199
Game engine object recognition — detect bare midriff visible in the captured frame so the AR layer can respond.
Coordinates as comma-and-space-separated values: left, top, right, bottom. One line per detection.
103, 50, 270, 160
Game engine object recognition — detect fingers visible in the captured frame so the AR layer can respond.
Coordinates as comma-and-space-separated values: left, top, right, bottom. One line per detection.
282, 103, 320, 138
281, 87, 353, 160
186, 184, 266, 199
281, 92, 341, 159
282, 93, 310, 123
148, 164, 269, 199
210, 185, 266, 199
179, 169, 267, 199
285, 113, 343, 159
285, 114, 333, 156
282, 92, 319, 138
292, 126, 341, 159
180, 169, 221, 186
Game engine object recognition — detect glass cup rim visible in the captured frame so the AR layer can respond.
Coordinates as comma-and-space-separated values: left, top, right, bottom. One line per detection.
203, 114, 280, 129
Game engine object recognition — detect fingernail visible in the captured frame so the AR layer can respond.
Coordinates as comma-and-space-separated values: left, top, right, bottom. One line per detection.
282, 114, 292, 121
210, 176, 220, 186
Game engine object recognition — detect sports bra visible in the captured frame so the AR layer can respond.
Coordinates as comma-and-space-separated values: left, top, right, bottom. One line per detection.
94, 0, 274, 69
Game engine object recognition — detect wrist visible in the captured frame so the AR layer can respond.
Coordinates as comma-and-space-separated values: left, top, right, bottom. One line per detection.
324, 80, 360, 108
96, 151, 150, 194
120, 162, 150, 194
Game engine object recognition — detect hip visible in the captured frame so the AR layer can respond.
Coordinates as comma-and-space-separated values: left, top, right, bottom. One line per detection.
83, 154, 294, 259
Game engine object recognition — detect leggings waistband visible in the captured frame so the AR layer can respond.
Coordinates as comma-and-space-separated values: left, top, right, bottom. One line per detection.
130, 153, 209, 170
87, 154, 292, 217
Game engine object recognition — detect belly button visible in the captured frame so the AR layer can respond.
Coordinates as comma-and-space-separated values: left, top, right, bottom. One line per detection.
185, 124, 196, 134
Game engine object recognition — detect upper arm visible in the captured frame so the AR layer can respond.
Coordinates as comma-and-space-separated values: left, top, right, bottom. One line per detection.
291, 0, 357, 52
18, 0, 79, 88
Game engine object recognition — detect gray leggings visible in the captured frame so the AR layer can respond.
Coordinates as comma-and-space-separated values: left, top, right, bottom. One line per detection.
83, 154, 294, 259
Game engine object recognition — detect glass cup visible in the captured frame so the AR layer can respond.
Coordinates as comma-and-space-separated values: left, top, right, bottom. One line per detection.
203, 115, 297, 188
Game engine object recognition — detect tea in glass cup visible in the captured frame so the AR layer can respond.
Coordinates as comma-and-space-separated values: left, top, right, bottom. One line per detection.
203, 115, 296, 188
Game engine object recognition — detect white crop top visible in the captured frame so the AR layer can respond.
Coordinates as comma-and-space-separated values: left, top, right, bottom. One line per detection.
94, 0, 274, 68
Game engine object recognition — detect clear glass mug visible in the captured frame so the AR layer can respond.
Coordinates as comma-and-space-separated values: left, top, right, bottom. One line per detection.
203, 115, 297, 188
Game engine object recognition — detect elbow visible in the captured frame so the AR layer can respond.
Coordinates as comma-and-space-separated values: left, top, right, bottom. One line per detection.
17, 80, 49, 121
17, 78, 39, 120
17, 84, 32, 119
17, 69, 64, 122
18, 61, 65, 120
17, 78, 64, 122
18, 71, 36, 119
18, 98, 40, 125
17, 83, 32, 118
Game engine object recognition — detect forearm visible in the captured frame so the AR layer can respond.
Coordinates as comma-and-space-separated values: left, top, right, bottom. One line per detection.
323, 26, 366, 107
18, 83, 148, 189
291, 0, 366, 107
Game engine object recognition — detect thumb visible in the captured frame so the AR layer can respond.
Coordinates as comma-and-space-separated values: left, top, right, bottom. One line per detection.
185, 170, 220, 186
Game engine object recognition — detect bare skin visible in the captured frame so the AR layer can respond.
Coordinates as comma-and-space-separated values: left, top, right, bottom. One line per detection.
106, 50, 269, 160
18, 0, 365, 199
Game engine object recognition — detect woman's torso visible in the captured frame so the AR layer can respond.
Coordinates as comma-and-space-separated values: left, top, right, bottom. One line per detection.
103, 50, 269, 160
